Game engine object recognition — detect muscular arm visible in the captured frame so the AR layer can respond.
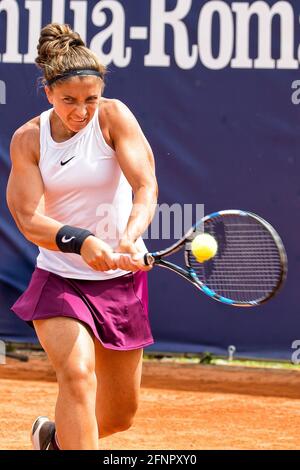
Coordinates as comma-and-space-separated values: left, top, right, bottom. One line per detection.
6, 122, 129, 271
106, 100, 158, 247
6, 125, 62, 250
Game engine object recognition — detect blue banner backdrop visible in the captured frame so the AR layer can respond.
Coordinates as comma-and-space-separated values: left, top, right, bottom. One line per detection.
0, 0, 299, 358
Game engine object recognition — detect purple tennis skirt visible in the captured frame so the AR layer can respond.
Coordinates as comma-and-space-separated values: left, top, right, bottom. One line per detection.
11, 267, 154, 351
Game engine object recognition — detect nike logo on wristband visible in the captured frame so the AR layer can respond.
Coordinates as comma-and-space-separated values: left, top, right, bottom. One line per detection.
61, 156, 76, 166
62, 236, 76, 243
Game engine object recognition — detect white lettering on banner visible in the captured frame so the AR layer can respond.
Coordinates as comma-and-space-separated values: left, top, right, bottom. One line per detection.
0, 0, 22, 63
0, 80, 6, 104
291, 340, 300, 364
90, 0, 131, 67
52, 0, 65, 25
0, 0, 299, 69
0, 340, 6, 364
23, 0, 42, 64
198, 1, 234, 70
145, 0, 198, 69
71, 1, 88, 45
291, 80, 300, 104
231, 1, 298, 69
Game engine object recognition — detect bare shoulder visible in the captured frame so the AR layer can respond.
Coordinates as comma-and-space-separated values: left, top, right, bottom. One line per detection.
99, 98, 135, 126
10, 116, 40, 165
98, 98, 139, 149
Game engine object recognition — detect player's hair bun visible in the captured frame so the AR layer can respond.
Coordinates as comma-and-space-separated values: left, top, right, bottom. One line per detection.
35, 23, 106, 86
36, 23, 85, 69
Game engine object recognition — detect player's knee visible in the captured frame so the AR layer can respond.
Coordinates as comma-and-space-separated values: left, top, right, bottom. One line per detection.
98, 402, 138, 437
56, 362, 96, 399
113, 416, 135, 434
100, 415, 135, 436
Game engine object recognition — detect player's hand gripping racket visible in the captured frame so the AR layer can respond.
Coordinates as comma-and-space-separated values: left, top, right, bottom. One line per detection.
115, 210, 287, 307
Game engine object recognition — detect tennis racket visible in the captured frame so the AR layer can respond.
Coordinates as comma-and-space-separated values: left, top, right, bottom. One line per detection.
116, 210, 287, 307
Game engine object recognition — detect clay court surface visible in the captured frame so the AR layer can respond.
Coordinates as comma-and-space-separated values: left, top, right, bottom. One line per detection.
0, 352, 300, 450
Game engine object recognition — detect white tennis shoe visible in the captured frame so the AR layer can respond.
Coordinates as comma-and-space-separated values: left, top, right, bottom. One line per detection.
31, 416, 57, 450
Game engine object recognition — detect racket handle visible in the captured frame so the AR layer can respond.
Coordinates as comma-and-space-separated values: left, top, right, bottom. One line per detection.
111, 252, 154, 267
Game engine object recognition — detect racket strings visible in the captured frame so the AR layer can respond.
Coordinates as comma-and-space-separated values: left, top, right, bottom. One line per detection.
187, 215, 284, 303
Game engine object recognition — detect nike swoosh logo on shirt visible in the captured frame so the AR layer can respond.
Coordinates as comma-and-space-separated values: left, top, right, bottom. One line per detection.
62, 236, 76, 243
61, 156, 76, 166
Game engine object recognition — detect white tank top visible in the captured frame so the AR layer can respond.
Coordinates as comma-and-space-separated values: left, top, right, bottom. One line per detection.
36, 107, 146, 280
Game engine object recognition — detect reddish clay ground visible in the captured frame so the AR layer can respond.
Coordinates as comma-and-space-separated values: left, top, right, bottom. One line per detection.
0, 353, 300, 450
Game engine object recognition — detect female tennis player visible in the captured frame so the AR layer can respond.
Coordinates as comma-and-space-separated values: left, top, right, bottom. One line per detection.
6, 23, 157, 450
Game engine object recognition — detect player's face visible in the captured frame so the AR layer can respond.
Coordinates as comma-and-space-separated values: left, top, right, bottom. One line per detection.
45, 77, 102, 132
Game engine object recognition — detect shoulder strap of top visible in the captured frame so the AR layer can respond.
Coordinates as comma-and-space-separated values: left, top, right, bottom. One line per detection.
39, 108, 52, 165
93, 106, 115, 156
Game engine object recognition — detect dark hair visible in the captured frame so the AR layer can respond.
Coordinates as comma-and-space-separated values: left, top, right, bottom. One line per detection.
35, 23, 106, 87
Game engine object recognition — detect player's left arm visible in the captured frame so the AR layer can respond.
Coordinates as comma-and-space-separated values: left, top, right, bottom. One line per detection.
105, 100, 158, 257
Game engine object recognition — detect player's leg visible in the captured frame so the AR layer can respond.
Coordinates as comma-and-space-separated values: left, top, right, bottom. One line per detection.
33, 317, 98, 449
94, 340, 143, 438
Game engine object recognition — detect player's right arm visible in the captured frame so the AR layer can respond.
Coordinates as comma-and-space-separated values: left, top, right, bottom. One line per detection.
6, 123, 118, 271
7, 123, 62, 251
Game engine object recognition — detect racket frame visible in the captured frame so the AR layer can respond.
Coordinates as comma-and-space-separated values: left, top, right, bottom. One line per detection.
144, 210, 287, 307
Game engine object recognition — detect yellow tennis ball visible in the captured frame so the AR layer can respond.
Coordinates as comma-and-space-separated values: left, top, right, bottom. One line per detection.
191, 233, 218, 263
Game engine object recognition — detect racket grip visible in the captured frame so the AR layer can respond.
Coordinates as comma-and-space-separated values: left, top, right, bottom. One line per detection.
111, 252, 149, 268
132, 252, 156, 266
